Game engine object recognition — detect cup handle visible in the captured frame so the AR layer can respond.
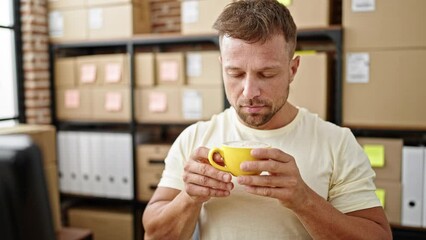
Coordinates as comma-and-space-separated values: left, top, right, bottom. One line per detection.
208, 147, 229, 173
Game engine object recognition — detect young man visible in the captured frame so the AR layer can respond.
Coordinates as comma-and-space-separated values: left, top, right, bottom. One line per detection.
143, 1, 392, 239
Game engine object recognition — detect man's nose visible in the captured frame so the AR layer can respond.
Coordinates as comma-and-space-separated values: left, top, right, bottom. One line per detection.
242, 75, 261, 99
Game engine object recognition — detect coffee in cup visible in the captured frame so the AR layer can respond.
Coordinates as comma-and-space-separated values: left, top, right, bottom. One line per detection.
208, 141, 270, 176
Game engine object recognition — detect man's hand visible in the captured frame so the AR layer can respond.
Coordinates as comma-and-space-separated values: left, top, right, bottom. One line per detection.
237, 147, 311, 211
183, 146, 234, 203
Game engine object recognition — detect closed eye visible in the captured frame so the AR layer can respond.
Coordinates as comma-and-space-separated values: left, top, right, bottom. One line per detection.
259, 72, 278, 79
227, 71, 245, 79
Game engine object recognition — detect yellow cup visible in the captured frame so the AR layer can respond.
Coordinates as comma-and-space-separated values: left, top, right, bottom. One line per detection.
208, 141, 270, 176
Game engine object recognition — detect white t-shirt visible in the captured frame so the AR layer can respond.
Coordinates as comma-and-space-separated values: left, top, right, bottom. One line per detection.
158, 107, 381, 240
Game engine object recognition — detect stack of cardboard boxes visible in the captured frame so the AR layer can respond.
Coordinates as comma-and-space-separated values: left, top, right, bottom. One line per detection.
342, 0, 426, 129
137, 144, 171, 201
48, 0, 151, 43
357, 137, 403, 225
343, 0, 426, 226
283, 0, 335, 120
180, 0, 335, 35
55, 54, 131, 122
135, 50, 224, 124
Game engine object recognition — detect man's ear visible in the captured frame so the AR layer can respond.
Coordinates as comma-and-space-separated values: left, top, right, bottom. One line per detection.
218, 55, 222, 64
289, 55, 300, 83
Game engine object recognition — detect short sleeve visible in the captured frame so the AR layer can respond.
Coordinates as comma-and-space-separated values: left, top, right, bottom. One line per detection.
328, 129, 382, 213
157, 126, 195, 191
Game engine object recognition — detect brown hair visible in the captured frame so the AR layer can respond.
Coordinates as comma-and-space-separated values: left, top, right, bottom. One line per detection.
213, 0, 297, 56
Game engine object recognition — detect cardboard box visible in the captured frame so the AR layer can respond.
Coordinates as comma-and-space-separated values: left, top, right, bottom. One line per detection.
76, 55, 101, 87
68, 207, 133, 240
55, 57, 76, 88
137, 144, 170, 170
343, 0, 426, 50
92, 87, 131, 122
49, 8, 87, 42
87, 2, 151, 40
285, 0, 331, 28
288, 52, 330, 120
136, 144, 170, 201
136, 85, 224, 123
374, 180, 401, 225
56, 88, 92, 121
357, 138, 403, 182
182, 86, 224, 121
155, 52, 186, 86
135, 87, 182, 123
138, 170, 163, 201
343, 49, 426, 129
98, 54, 130, 86
87, 0, 142, 6
0, 124, 57, 167
47, 0, 86, 10
0, 125, 62, 231
135, 52, 155, 87
186, 51, 222, 86
181, 0, 232, 35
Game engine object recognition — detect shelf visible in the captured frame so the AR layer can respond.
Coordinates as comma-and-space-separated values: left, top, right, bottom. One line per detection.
350, 128, 426, 146
50, 33, 220, 49
50, 27, 343, 49
49, 27, 345, 240
392, 224, 426, 240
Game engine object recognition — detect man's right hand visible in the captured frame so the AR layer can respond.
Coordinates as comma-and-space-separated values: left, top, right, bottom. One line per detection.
183, 146, 234, 203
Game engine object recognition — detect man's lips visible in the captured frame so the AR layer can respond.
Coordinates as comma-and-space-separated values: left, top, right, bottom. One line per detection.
241, 105, 265, 114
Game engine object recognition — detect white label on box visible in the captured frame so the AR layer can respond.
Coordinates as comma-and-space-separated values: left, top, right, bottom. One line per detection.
182, 1, 199, 23
346, 53, 370, 83
89, 8, 103, 29
48, 11, 64, 37
187, 53, 202, 77
182, 89, 202, 120
352, 0, 376, 12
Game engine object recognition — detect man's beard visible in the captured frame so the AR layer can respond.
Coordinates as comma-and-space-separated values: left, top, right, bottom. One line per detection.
236, 97, 286, 128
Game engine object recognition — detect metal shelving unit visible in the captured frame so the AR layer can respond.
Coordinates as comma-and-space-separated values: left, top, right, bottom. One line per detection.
49, 29, 344, 239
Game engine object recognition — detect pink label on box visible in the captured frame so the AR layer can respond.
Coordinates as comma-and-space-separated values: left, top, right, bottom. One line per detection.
104, 92, 122, 112
80, 64, 97, 83
64, 90, 80, 109
149, 92, 167, 112
159, 60, 179, 82
105, 63, 122, 83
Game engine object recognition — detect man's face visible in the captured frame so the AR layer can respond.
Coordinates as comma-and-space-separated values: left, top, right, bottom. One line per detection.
220, 34, 299, 129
